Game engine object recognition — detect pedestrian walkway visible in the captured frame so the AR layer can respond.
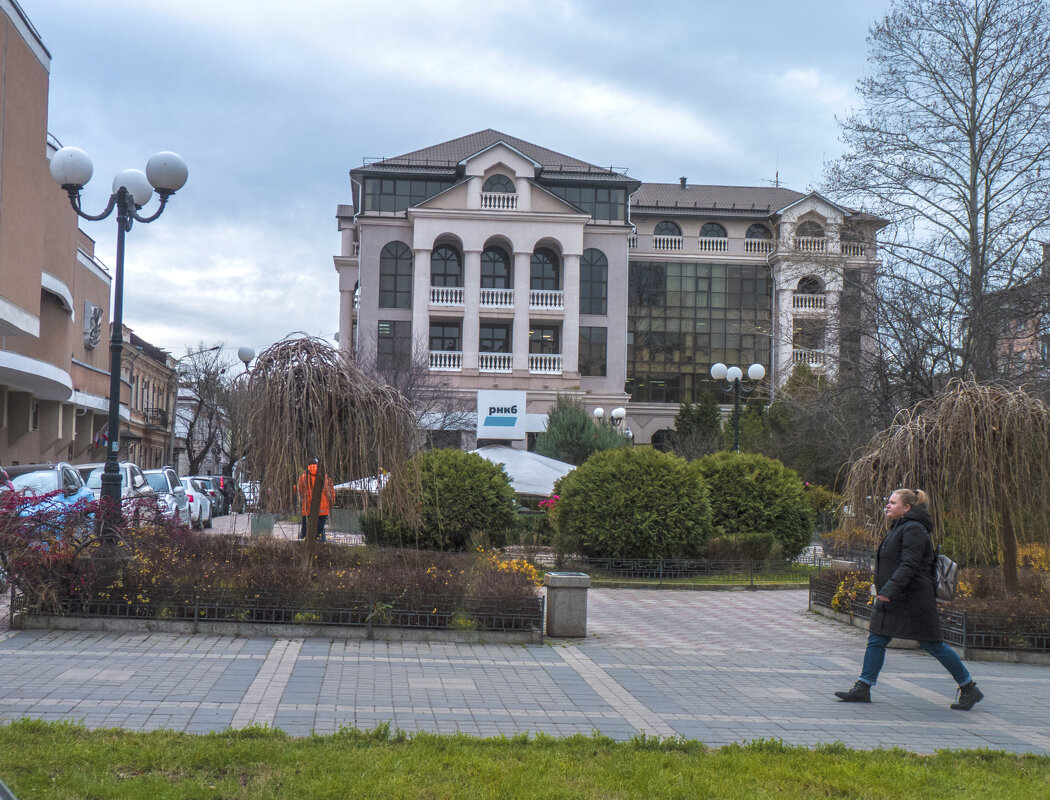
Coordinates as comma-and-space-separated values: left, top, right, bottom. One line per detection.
1, 590, 1047, 753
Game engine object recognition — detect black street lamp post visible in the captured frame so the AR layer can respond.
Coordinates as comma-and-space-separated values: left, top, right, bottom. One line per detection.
51, 146, 188, 538
710, 362, 765, 452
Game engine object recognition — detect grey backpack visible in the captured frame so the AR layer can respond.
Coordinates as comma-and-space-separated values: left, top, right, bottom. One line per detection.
932, 550, 959, 602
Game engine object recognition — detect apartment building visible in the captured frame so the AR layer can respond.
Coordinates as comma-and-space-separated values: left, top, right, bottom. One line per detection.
0, 0, 117, 465
335, 129, 884, 446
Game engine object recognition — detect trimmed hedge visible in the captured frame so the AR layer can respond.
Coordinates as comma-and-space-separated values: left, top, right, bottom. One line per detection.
550, 446, 712, 559
690, 451, 813, 559
363, 449, 517, 551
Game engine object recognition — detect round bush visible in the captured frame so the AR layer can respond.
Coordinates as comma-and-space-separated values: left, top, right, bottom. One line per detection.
365, 449, 517, 551
690, 451, 813, 559
550, 447, 712, 558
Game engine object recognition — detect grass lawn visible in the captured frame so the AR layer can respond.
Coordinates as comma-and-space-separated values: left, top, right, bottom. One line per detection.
1, 720, 1048, 799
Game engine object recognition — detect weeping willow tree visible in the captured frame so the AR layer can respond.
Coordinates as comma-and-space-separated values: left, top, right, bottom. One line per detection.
244, 335, 416, 567
843, 380, 1050, 596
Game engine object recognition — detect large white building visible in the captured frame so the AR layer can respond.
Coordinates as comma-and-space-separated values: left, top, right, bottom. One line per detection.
335, 130, 883, 447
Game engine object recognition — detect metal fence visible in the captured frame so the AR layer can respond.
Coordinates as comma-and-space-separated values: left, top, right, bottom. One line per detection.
810, 573, 1050, 653
10, 586, 544, 637
558, 556, 826, 587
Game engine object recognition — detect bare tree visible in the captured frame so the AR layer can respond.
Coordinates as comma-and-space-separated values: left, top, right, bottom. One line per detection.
176, 343, 236, 475
825, 0, 1050, 389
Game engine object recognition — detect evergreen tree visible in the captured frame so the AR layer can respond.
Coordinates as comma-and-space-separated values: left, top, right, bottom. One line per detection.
535, 396, 627, 466
670, 392, 722, 459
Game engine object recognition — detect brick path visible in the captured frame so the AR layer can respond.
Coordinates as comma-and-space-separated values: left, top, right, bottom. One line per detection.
1, 588, 1047, 752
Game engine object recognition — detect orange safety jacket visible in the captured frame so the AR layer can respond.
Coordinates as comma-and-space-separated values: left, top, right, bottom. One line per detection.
297, 463, 335, 516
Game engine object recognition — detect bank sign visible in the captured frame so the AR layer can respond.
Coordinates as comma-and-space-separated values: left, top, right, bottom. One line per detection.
477, 390, 526, 440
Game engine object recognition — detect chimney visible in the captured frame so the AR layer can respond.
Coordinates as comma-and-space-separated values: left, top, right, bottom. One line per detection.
680, 176, 687, 188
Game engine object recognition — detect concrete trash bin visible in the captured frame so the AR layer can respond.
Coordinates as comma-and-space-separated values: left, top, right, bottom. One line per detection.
544, 571, 590, 637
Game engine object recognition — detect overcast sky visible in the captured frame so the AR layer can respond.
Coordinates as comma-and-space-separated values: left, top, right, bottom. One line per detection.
22, 0, 891, 359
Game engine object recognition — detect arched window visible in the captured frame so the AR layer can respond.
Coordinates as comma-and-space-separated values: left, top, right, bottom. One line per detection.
379, 241, 413, 308
700, 222, 727, 238
746, 224, 772, 239
483, 174, 515, 193
654, 220, 681, 237
430, 245, 462, 287
580, 248, 608, 315
531, 247, 560, 291
481, 246, 511, 289
797, 276, 824, 295
797, 220, 824, 238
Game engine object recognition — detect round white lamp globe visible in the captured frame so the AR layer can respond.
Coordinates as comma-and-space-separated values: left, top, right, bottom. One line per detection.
748, 363, 766, 381
112, 169, 154, 207
726, 366, 743, 382
146, 151, 189, 193
50, 146, 93, 188
710, 362, 728, 380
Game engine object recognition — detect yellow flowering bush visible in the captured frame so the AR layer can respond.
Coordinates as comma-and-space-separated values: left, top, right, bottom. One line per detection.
831, 571, 873, 613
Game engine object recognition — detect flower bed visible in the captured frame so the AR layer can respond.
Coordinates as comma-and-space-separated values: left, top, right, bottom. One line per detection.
810, 570, 1050, 661
2, 503, 543, 640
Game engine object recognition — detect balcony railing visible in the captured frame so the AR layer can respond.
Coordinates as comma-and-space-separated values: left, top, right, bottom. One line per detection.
529, 353, 563, 374
430, 286, 464, 306
795, 237, 827, 254
480, 288, 514, 307
697, 236, 728, 254
530, 289, 564, 310
744, 238, 774, 254
352, 241, 360, 257
841, 241, 865, 257
479, 352, 513, 372
480, 192, 518, 210
793, 293, 827, 313
628, 234, 638, 249
652, 235, 683, 251
428, 351, 462, 371
143, 407, 169, 429
793, 348, 827, 366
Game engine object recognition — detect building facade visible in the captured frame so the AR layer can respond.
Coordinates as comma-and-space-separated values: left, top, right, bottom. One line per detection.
119, 326, 177, 470
335, 129, 884, 446
0, 0, 117, 466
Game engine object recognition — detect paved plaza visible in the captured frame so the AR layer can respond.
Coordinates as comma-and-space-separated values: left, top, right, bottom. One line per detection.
1, 587, 1048, 753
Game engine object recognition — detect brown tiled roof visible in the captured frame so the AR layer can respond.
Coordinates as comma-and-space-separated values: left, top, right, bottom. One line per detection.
632, 183, 807, 216
365, 129, 630, 178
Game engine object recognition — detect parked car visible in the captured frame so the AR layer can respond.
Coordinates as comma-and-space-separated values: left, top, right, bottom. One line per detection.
142, 467, 191, 525
180, 476, 212, 530
80, 462, 155, 503
2, 462, 96, 537
192, 475, 226, 516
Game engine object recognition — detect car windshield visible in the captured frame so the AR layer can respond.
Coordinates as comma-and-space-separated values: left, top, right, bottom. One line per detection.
144, 473, 169, 493
86, 468, 126, 489
11, 472, 59, 494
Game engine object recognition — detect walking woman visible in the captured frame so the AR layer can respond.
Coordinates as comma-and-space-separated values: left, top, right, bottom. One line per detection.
835, 488, 983, 710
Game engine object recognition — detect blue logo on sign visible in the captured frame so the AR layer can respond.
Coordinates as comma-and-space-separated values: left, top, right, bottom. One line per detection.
484, 416, 517, 427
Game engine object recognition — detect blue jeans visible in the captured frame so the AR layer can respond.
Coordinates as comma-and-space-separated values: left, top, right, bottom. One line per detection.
859, 632, 971, 687
298, 514, 328, 542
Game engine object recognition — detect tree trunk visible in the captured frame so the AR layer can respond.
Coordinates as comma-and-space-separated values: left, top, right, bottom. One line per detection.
1000, 498, 1019, 598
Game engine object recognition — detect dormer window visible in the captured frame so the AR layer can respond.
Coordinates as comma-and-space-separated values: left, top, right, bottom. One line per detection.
483, 174, 515, 193
797, 221, 824, 238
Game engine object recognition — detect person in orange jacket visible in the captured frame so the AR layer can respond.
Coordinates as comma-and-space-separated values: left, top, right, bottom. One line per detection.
296, 460, 335, 542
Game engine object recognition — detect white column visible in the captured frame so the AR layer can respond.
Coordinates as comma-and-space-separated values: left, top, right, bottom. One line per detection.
776, 285, 794, 385
513, 251, 532, 371
462, 249, 482, 370
562, 252, 581, 374
824, 289, 841, 381
412, 248, 432, 364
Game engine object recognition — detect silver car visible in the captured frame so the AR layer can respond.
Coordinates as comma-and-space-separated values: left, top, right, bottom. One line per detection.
80, 462, 155, 502
180, 476, 213, 529
142, 467, 191, 525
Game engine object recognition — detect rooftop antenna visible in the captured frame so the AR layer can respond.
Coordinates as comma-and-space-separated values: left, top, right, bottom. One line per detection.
762, 149, 781, 188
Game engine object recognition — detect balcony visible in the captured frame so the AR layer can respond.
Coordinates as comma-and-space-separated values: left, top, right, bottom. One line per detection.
528, 353, 563, 374
480, 288, 514, 308
530, 289, 564, 310
143, 407, 169, 429
744, 238, 774, 254
430, 286, 464, 306
792, 293, 827, 314
792, 347, 827, 367
841, 241, 865, 257
480, 192, 518, 210
795, 237, 827, 254
697, 236, 728, 254
479, 352, 513, 373
652, 235, 684, 252
428, 351, 462, 371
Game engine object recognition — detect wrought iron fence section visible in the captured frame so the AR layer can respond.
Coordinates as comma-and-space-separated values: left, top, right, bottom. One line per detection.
11, 586, 543, 635
559, 557, 819, 585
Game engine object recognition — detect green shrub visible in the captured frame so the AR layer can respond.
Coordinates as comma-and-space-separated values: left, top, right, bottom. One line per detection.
365, 449, 517, 551
705, 532, 783, 561
690, 451, 813, 559
550, 446, 712, 558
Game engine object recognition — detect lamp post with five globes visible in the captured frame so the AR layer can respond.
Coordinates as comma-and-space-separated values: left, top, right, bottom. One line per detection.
50, 146, 188, 537
709, 362, 765, 453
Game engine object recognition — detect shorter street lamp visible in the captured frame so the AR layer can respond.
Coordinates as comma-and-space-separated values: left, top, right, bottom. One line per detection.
710, 362, 765, 453
238, 346, 256, 373
593, 406, 631, 440
51, 145, 188, 538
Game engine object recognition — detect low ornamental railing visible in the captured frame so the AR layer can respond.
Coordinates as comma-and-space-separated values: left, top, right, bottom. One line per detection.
559, 556, 826, 586
11, 586, 544, 636
430, 286, 464, 306
479, 288, 514, 307
479, 352, 513, 372
809, 573, 1050, 653
480, 192, 518, 210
